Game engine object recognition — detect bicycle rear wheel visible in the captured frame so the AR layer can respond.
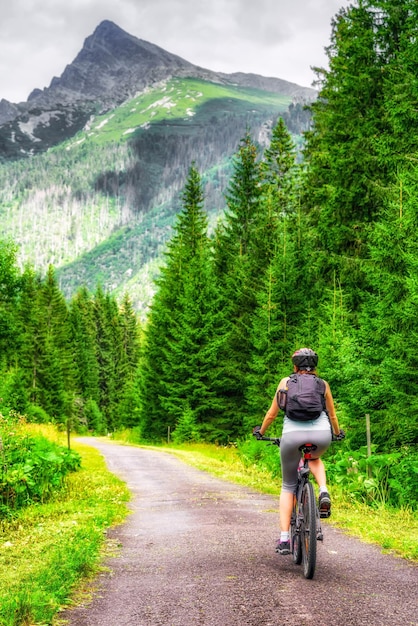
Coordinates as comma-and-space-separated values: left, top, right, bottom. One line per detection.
301, 481, 317, 579
290, 499, 302, 565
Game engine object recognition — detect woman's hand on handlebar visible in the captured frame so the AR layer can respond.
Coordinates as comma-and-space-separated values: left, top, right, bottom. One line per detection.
252, 425, 263, 440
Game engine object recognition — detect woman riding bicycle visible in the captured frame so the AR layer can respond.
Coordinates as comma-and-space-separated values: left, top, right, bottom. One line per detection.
254, 348, 343, 555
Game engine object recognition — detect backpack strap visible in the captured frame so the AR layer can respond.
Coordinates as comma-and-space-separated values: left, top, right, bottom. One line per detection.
276, 375, 290, 410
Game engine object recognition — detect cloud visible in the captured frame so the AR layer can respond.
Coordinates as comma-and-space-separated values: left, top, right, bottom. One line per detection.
0, 0, 350, 103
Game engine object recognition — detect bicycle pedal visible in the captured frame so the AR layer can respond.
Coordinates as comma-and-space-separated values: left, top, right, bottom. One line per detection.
317, 532, 323, 541
319, 510, 331, 518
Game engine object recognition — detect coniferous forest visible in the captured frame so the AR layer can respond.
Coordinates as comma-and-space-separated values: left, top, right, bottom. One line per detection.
0, 2, 416, 507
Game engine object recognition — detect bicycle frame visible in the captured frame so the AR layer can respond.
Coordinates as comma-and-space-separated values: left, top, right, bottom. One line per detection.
257, 436, 323, 579
292, 443, 323, 578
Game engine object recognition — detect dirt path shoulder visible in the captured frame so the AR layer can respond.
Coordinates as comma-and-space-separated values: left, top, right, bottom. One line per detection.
59, 439, 417, 626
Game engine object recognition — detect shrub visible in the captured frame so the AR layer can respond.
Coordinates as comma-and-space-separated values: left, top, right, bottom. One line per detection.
237, 436, 282, 479
172, 407, 201, 444
325, 445, 417, 510
25, 404, 51, 423
85, 399, 106, 435
111, 426, 142, 444
0, 411, 81, 516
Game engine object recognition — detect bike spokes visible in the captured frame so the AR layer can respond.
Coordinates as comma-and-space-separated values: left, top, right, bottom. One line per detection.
290, 508, 302, 565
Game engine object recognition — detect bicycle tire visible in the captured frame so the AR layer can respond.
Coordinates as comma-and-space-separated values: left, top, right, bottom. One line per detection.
301, 481, 317, 579
290, 499, 302, 565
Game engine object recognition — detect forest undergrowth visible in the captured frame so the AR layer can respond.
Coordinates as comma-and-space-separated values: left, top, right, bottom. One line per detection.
0, 426, 130, 626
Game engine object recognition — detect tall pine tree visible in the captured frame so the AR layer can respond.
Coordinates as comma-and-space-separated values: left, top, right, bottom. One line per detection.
302, 2, 388, 312
35, 266, 75, 422
139, 165, 227, 440
213, 133, 265, 431
246, 122, 305, 424
69, 286, 101, 430
355, 170, 418, 448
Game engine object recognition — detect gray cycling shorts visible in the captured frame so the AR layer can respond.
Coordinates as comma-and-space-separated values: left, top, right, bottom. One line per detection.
280, 429, 332, 493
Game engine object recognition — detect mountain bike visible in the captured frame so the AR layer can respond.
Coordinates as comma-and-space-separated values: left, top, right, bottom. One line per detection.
257, 436, 323, 579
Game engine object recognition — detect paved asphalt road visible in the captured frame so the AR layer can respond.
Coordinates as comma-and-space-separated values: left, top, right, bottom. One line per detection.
59, 439, 418, 626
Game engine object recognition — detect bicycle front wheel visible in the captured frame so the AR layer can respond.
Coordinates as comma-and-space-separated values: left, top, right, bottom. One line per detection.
301, 482, 317, 579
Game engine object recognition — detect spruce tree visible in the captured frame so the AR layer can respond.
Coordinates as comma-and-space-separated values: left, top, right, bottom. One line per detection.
356, 170, 418, 448
93, 288, 138, 433
14, 266, 42, 414
162, 251, 232, 442
261, 117, 298, 213
379, 1, 418, 172
0, 240, 21, 366
302, 2, 388, 312
69, 287, 100, 429
137, 305, 170, 440
35, 266, 74, 422
216, 132, 263, 269
114, 293, 141, 429
93, 286, 119, 432
303, 0, 418, 315
245, 122, 302, 425
138, 165, 214, 440
212, 134, 264, 429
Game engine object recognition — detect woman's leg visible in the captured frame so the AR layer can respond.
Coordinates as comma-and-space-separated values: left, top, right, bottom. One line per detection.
279, 491, 294, 532
281, 458, 328, 525
307, 431, 333, 516
308, 457, 327, 487
279, 433, 300, 535
280, 428, 332, 532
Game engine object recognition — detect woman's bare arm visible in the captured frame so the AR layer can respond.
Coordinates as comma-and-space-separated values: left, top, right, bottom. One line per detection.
259, 377, 288, 435
324, 380, 341, 435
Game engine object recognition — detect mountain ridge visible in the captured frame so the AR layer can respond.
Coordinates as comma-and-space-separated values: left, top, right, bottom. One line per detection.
0, 20, 315, 159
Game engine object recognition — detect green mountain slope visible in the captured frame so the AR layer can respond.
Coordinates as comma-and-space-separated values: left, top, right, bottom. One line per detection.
62, 78, 291, 147
0, 78, 299, 314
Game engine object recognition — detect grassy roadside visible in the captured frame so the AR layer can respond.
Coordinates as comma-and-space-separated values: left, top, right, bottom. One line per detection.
0, 431, 415, 625
0, 433, 130, 626
149, 441, 418, 562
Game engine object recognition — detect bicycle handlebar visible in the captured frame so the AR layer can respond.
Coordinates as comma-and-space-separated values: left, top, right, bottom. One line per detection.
255, 434, 281, 445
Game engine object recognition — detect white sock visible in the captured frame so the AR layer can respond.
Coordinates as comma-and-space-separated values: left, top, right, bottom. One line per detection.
319, 485, 328, 494
280, 531, 290, 542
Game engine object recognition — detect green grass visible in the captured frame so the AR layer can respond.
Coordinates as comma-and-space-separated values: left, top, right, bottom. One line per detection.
0, 437, 130, 626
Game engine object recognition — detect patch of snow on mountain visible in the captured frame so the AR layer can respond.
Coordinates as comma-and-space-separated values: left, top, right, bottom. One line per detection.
143, 96, 177, 113
95, 114, 114, 130
83, 116, 95, 131
66, 137, 86, 150
18, 111, 61, 141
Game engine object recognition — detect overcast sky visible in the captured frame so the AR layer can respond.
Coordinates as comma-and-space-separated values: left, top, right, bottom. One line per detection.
1, 0, 350, 104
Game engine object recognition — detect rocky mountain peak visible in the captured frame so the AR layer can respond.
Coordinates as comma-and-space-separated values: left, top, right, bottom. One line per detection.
84, 19, 188, 65
0, 20, 316, 159
31, 20, 197, 106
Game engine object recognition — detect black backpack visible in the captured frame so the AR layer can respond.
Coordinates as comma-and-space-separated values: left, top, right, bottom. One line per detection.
279, 373, 326, 421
